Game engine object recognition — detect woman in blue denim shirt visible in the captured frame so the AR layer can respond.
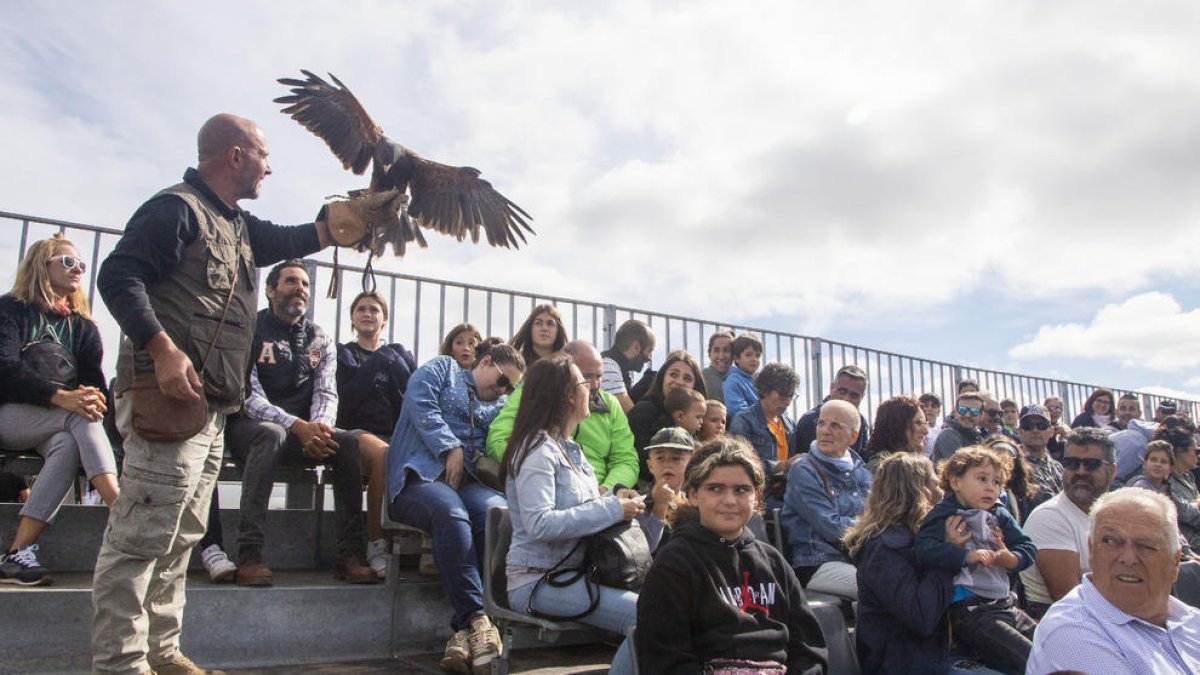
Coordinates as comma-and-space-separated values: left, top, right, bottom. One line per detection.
387, 339, 525, 674
502, 355, 645, 675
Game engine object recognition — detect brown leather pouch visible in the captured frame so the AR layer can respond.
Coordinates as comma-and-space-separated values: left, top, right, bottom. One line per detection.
129, 374, 208, 442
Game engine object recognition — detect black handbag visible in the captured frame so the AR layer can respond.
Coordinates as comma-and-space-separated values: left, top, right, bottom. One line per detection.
586, 519, 652, 590
20, 309, 78, 389
20, 337, 78, 389
526, 519, 652, 621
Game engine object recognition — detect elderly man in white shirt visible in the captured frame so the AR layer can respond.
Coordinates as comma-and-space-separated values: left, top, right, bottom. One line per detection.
1027, 488, 1200, 675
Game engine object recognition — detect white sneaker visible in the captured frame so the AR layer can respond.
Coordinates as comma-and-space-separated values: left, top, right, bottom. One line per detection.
366, 538, 389, 579
200, 544, 237, 583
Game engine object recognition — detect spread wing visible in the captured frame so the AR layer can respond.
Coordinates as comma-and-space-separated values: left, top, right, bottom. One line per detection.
407, 158, 535, 249
275, 70, 383, 175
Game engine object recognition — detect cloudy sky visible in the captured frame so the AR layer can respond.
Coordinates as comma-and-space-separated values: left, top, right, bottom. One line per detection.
3, 1, 1200, 400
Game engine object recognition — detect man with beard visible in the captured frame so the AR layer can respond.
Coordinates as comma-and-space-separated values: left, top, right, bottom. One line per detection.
600, 320, 656, 413
486, 340, 639, 493
1020, 427, 1116, 619
1114, 393, 1142, 431
224, 260, 377, 586
1017, 404, 1064, 515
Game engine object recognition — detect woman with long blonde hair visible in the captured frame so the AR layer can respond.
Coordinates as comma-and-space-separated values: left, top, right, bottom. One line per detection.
0, 235, 119, 586
844, 453, 970, 674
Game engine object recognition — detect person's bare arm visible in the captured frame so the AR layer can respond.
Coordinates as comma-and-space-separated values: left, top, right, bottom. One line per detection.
1037, 549, 1082, 600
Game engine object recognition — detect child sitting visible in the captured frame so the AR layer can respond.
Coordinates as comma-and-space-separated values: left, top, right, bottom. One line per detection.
721, 333, 762, 417
638, 427, 695, 552
698, 400, 727, 443
664, 387, 706, 438
636, 436, 827, 674
915, 446, 1038, 674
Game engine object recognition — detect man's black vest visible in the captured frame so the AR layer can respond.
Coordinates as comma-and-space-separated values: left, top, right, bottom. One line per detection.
251, 308, 331, 419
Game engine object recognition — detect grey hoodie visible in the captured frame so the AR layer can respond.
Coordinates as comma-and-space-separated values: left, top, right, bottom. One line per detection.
1112, 419, 1158, 486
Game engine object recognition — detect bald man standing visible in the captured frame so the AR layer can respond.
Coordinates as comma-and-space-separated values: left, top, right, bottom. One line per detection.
92, 114, 336, 675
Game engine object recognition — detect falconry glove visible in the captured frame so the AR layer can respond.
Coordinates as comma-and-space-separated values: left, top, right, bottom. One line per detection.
322, 189, 407, 249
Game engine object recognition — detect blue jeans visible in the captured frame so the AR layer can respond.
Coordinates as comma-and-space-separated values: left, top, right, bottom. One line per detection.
389, 473, 506, 630
509, 576, 637, 675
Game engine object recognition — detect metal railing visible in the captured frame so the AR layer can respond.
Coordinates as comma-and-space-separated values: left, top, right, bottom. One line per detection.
3, 208, 1195, 424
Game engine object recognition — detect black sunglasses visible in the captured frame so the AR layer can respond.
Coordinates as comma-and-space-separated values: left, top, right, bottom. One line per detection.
1020, 420, 1050, 431
490, 363, 516, 394
985, 409, 1003, 418
1061, 457, 1109, 472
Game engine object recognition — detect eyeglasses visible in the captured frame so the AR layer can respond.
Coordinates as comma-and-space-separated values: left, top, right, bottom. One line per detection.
490, 363, 516, 394
574, 380, 589, 389
985, 409, 1003, 418
47, 255, 86, 273
956, 404, 982, 417
1061, 457, 1110, 472
1020, 420, 1051, 431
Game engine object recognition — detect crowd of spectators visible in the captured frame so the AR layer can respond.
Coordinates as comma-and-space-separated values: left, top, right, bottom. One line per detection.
5, 230, 1200, 673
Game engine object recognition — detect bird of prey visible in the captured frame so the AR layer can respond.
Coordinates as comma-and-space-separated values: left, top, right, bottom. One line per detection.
275, 70, 534, 258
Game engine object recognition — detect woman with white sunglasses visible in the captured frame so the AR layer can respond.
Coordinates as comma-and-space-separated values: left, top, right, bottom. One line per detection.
0, 235, 119, 586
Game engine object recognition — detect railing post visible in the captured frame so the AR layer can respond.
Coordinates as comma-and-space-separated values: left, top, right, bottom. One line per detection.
303, 260, 318, 322
811, 341, 824, 405
602, 304, 617, 350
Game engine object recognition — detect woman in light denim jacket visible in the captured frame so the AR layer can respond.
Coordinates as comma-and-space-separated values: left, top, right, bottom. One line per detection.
387, 339, 525, 674
502, 355, 645, 675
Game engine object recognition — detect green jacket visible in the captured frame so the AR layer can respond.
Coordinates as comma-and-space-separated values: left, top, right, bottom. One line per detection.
485, 385, 639, 490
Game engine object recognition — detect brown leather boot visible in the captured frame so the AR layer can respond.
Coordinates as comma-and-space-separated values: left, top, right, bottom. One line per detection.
335, 552, 381, 584
235, 548, 273, 587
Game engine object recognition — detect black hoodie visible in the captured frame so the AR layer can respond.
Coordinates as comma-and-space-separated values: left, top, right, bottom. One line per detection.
635, 509, 828, 674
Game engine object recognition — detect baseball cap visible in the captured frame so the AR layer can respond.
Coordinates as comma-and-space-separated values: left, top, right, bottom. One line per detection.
646, 426, 696, 452
1019, 404, 1050, 422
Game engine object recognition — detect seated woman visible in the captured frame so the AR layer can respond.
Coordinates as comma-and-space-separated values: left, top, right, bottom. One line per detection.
387, 339, 525, 673
441, 322, 482, 369
636, 436, 827, 674
336, 290, 417, 577
0, 235, 119, 586
781, 399, 872, 600
728, 362, 800, 473
845, 453, 970, 675
864, 396, 929, 473
1159, 415, 1200, 550
502, 354, 645, 674
627, 349, 707, 481
509, 304, 567, 368
1069, 387, 1115, 429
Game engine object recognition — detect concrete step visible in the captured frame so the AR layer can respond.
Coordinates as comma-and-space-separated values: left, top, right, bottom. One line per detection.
0, 504, 424, 573
0, 568, 450, 674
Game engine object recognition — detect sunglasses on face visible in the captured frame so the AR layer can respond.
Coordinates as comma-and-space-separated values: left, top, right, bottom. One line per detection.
985, 409, 1003, 418
1061, 457, 1109, 472
1020, 420, 1051, 431
490, 363, 516, 394
956, 404, 982, 417
47, 255, 86, 273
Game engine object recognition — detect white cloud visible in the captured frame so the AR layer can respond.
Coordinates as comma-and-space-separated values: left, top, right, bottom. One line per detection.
6, 1, 1200, 393
1136, 384, 1200, 401
1008, 292, 1200, 370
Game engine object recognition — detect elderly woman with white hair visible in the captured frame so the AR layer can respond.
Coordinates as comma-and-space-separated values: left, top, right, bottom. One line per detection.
781, 399, 872, 600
